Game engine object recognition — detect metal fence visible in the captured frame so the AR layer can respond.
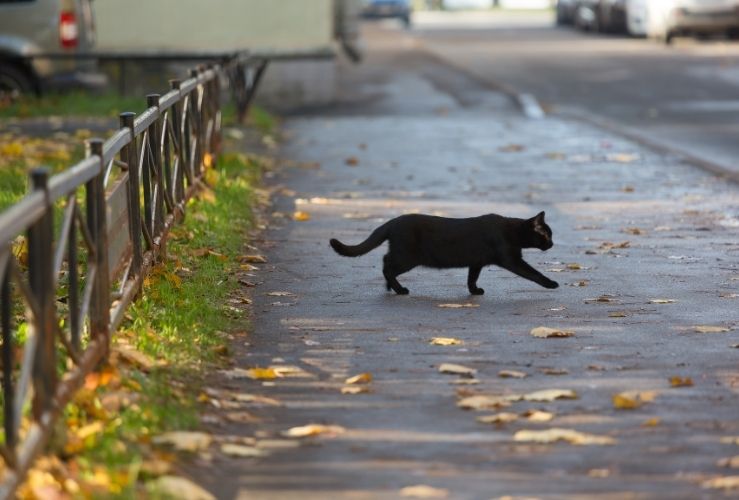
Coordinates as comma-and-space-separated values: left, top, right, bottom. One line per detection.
0, 52, 265, 497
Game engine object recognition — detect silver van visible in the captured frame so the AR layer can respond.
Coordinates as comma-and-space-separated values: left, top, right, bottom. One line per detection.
0, 0, 104, 96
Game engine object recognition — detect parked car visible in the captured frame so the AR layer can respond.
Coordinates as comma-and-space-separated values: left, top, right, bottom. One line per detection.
631, 0, 739, 42
625, 0, 647, 35
556, 0, 578, 25
598, 0, 628, 33
574, 0, 601, 31
0, 0, 104, 98
361, 0, 412, 27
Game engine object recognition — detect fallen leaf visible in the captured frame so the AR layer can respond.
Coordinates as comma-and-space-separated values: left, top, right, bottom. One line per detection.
149, 476, 215, 500
546, 152, 566, 160
649, 299, 676, 304
566, 263, 582, 270
345, 373, 373, 385
701, 476, 739, 490
450, 379, 480, 385
246, 367, 280, 380
266, 291, 294, 297
513, 428, 615, 445
153, 432, 212, 453
399, 485, 449, 498
498, 370, 527, 379
477, 412, 518, 425
430, 337, 463, 346
588, 468, 611, 478
458, 395, 514, 410
530, 327, 575, 339
282, 424, 345, 438
523, 389, 577, 402
271, 365, 313, 378
609, 312, 628, 318
293, 211, 311, 221
642, 417, 661, 427
345, 156, 360, 166
669, 376, 693, 387
437, 303, 479, 309
523, 409, 554, 422
225, 411, 261, 424
623, 227, 646, 235
720, 436, 739, 445
498, 144, 525, 153
220, 444, 266, 458
439, 363, 477, 377
114, 345, 157, 371
541, 368, 568, 376
694, 325, 731, 334
598, 241, 630, 251
341, 386, 370, 395
231, 393, 282, 406
607, 153, 640, 163
612, 391, 657, 410
717, 456, 739, 468
139, 459, 173, 478
240, 255, 267, 264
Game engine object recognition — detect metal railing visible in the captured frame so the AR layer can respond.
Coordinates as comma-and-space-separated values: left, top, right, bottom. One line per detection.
0, 52, 265, 497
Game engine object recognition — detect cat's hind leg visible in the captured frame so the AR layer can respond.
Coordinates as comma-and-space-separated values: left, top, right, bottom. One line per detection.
467, 265, 484, 295
383, 253, 412, 295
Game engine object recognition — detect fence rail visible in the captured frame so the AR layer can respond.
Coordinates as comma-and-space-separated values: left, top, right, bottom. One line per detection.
0, 52, 265, 498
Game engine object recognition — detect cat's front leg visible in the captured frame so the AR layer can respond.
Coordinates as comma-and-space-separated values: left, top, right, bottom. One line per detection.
500, 257, 559, 289
467, 266, 484, 295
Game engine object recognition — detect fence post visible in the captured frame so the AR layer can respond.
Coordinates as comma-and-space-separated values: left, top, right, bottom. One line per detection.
189, 68, 203, 179
27, 168, 56, 420
169, 79, 186, 206
85, 139, 110, 345
147, 94, 165, 240
1, 252, 16, 466
120, 113, 144, 276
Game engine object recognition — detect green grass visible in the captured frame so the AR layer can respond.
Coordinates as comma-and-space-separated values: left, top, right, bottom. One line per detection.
0, 92, 146, 119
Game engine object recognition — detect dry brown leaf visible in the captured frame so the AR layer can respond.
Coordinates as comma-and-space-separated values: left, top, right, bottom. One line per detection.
513, 428, 615, 446
669, 376, 693, 387
240, 254, 267, 264
609, 312, 628, 318
457, 395, 518, 410
282, 424, 345, 438
612, 391, 657, 410
541, 368, 568, 376
566, 263, 582, 270
498, 144, 525, 153
345, 156, 360, 166
399, 485, 449, 498
231, 393, 281, 406
345, 373, 373, 385
720, 436, 739, 445
220, 444, 266, 458
588, 468, 611, 478
523, 410, 555, 422
438, 363, 477, 377
701, 476, 739, 490
717, 456, 739, 468
293, 211, 311, 221
430, 337, 463, 346
530, 327, 575, 339
149, 476, 215, 500
498, 370, 527, 379
523, 389, 577, 402
225, 411, 261, 424
477, 412, 518, 425
114, 345, 157, 371
694, 325, 731, 334
642, 417, 661, 427
341, 386, 370, 395
152, 432, 212, 453
437, 303, 479, 309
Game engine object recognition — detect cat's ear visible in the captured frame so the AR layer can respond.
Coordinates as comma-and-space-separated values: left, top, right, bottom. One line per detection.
533, 211, 546, 225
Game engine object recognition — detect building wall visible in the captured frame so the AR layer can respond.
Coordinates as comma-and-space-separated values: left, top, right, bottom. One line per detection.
95, 0, 335, 52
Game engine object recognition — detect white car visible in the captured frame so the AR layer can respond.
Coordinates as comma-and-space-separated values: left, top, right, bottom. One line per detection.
627, 0, 739, 41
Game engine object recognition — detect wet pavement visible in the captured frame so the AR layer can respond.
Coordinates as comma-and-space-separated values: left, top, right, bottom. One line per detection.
195, 26, 739, 500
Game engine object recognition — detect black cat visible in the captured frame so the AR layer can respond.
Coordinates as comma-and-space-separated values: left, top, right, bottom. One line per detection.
330, 211, 559, 295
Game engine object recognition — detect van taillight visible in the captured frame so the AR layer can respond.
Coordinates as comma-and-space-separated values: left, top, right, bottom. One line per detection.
60, 11, 79, 48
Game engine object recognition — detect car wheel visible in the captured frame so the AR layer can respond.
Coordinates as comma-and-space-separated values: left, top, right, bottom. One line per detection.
0, 63, 36, 99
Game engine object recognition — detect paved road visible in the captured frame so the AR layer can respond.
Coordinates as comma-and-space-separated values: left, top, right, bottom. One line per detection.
194, 24, 739, 500
412, 10, 739, 175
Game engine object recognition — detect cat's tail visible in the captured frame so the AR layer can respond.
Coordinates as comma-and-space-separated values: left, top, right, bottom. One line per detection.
330, 225, 388, 257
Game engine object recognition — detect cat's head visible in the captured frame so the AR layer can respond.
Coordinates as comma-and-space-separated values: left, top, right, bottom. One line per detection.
528, 211, 553, 251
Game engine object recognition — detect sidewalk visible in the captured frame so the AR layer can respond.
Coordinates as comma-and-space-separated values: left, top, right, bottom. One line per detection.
193, 27, 739, 499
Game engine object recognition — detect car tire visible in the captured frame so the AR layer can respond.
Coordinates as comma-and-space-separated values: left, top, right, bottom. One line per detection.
0, 63, 36, 97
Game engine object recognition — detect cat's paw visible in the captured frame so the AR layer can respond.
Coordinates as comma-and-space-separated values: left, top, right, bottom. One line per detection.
469, 287, 485, 295
396, 287, 410, 295
544, 280, 559, 289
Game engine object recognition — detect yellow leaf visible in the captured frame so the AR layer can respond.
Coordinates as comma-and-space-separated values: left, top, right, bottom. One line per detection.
720, 436, 739, 445
341, 386, 370, 395
152, 432, 213, 452
717, 456, 739, 468
701, 476, 739, 490
345, 372, 372, 385
438, 363, 477, 377
457, 395, 518, 410
399, 485, 449, 498
530, 327, 575, 338
642, 417, 661, 427
203, 153, 214, 168
430, 337, 463, 346
498, 370, 527, 379
477, 412, 518, 425
513, 428, 615, 446
293, 211, 311, 221
282, 424, 345, 438
149, 476, 215, 500
612, 391, 657, 410
246, 367, 279, 380
566, 263, 582, 270
669, 376, 693, 387
523, 409, 554, 422
77, 421, 104, 440
523, 389, 577, 402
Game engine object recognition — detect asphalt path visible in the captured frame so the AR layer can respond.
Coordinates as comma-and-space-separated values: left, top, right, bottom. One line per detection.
411, 10, 739, 175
